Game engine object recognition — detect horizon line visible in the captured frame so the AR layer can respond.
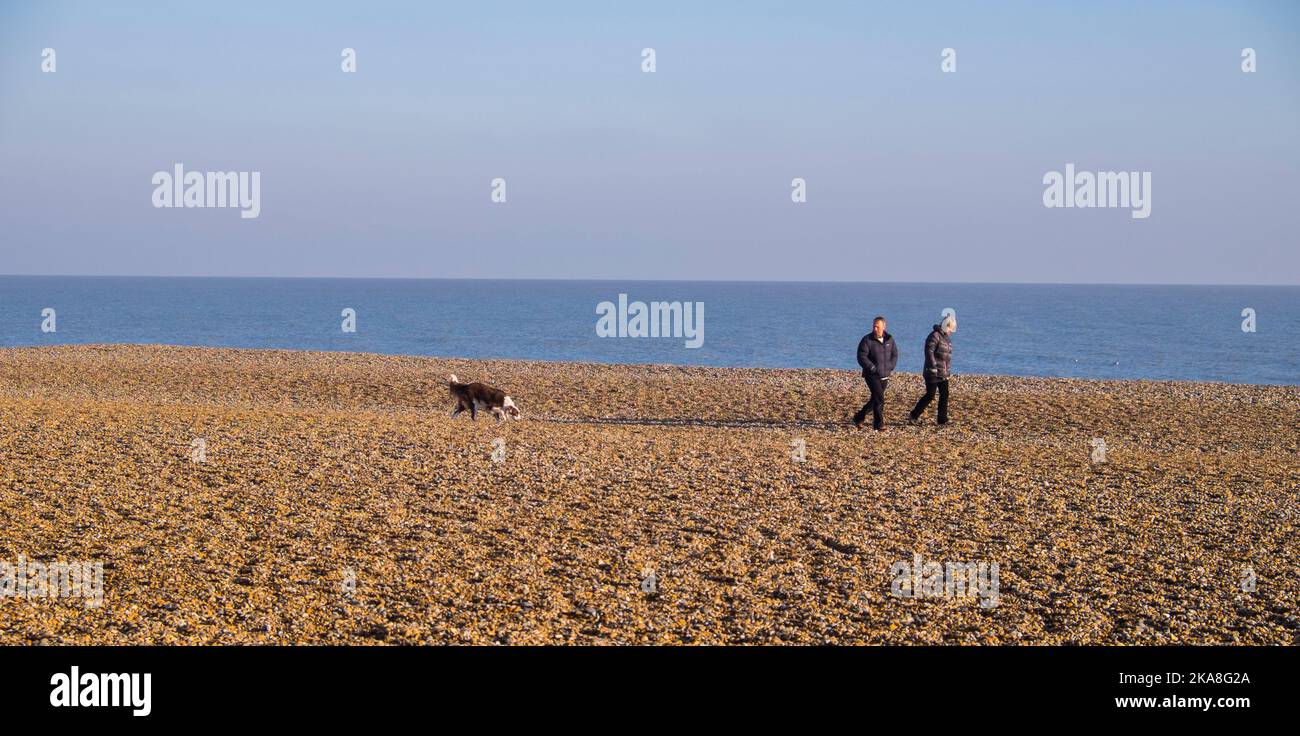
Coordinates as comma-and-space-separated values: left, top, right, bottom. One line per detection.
1, 273, 1297, 288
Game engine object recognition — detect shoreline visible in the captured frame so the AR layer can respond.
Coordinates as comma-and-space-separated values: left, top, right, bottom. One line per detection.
2, 342, 1295, 390
0, 345, 1296, 644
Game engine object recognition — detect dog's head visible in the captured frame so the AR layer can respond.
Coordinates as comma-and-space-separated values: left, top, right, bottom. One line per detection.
503, 396, 522, 420
447, 374, 459, 384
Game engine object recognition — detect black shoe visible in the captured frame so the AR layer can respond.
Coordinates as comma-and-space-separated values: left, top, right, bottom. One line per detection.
852, 415, 865, 429
906, 416, 921, 426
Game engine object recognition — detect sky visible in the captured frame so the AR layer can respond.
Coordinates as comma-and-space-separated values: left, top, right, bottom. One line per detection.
0, 0, 1297, 284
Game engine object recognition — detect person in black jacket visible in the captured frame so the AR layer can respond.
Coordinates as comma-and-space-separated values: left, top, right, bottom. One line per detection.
909, 314, 955, 425
853, 316, 898, 431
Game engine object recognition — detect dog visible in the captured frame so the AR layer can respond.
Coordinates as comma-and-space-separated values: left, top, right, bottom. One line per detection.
447, 374, 521, 423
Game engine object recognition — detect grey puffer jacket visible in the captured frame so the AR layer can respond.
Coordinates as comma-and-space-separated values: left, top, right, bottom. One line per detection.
923, 325, 952, 380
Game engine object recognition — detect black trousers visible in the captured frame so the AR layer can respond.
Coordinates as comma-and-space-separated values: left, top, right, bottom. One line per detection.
910, 377, 949, 424
854, 374, 888, 429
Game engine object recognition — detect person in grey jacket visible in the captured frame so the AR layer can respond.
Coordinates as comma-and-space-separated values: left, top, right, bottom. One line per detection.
909, 314, 955, 425
853, 316, 898, 430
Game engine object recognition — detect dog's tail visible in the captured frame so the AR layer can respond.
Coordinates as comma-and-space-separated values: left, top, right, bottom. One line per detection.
447, 374, 459, 385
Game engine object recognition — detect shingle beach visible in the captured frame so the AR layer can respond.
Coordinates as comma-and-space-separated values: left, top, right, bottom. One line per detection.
0, 345, 1295, 644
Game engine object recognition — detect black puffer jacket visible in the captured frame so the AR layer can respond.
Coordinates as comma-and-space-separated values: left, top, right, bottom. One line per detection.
857, 331, 898, 379
923, 325, 952, 380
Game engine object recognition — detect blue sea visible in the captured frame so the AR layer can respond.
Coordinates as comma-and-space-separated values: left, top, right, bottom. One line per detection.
0, 276, 1296, 385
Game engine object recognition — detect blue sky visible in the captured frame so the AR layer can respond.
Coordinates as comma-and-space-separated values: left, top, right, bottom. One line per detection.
1, 0, 1297, 283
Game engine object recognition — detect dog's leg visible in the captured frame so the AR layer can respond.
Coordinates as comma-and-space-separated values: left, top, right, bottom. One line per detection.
493, 408, 505, 424
469, 403, 477, 421
451, 403, 465, 418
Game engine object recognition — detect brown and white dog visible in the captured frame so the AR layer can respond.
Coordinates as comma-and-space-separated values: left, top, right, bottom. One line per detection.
447, 374, 521, 423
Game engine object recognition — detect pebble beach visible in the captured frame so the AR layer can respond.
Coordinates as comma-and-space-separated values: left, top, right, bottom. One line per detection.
0, 345, 1295, 644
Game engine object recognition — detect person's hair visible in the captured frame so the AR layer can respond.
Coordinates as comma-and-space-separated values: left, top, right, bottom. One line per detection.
941, 314, 957, 332
872, 316, 886, 325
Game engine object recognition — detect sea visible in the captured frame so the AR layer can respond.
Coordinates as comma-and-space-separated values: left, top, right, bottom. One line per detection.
1, 276, 1295, 385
